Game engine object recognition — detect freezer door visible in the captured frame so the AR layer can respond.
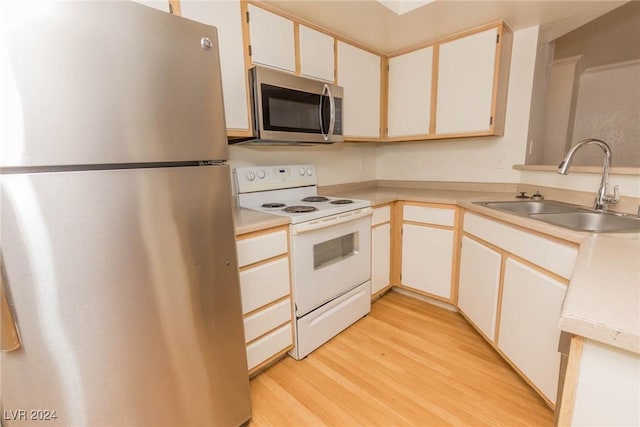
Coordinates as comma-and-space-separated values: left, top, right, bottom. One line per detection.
1, 165, 251, 426
1, 1, 228, 167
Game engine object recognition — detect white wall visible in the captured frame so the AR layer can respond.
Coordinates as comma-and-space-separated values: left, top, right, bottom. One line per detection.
376, 26, 541, 184
229, 143, 377, 186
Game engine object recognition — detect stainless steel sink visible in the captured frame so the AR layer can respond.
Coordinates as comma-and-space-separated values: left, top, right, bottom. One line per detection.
474, 200, 580, 216
475, 200, 640, 233
529, 211, 640, 233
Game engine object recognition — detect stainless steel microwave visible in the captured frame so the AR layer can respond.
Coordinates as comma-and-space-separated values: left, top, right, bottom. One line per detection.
233, 66, 343, 145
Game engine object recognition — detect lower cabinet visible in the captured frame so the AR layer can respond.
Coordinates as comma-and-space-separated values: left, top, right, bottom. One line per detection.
459, 212, 577, 406
236, 225, 294, 375
371, 205, 391, 296
458, 235, 501, 341
498, 258, 566, 403
399, 203, 458, 302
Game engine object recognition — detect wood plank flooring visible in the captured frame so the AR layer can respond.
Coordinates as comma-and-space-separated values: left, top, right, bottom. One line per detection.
249, 291, 554, 426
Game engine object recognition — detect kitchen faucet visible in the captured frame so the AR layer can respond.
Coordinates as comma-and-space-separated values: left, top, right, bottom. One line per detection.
557, 138, 619, 212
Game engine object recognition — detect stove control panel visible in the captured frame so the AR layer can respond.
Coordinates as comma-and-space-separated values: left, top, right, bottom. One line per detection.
234, 164, 317, 193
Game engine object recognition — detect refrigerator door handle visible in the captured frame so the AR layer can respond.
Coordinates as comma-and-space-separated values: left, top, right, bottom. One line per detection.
1, 256, 21, 352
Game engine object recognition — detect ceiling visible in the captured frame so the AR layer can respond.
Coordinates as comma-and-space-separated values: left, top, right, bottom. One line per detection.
259, 0, 628, 54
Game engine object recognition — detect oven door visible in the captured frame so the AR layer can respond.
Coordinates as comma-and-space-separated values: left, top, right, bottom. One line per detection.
289, 208, 371, 317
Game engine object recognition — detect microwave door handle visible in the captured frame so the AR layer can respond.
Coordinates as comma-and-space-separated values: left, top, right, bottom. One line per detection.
319, 85, 329, 141
325, 84, 336, 138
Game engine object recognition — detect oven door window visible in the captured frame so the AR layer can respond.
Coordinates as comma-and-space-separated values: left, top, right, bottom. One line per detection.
313, 232, 358, 270
261, 84, 322, 134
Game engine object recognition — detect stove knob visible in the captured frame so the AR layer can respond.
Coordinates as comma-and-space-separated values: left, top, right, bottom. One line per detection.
306, 168, 313, 176
299, 168, 306, 176
257, 169, 266, 179
245, 171, 256, 181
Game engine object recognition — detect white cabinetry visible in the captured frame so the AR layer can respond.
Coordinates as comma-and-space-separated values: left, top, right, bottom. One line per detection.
236, 226, 293, 375
400, 203, 457, 302
180, 0, 250, 133
434, 23, 512, 137
458, 236, 501, 340
337, 42, 381, 139
387, 46, 433, 138
436, 28, 497, 134
460, 211, 577, 405
247, 4, 295, 72
371, 205, 391, 296
299, 25, 335, 82
499, 259, 566, 403
560, 338, 640, 426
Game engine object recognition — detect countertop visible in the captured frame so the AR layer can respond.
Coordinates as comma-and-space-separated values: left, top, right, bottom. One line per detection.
233, 206, 290, 235
234, 185, 640, 354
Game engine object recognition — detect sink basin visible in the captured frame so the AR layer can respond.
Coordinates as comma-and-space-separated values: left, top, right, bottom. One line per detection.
529, 212, 640, 233
475, 200, 640, 233
474, 200, 579, 216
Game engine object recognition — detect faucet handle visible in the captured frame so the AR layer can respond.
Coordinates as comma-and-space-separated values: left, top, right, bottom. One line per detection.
603, 185, 620, 204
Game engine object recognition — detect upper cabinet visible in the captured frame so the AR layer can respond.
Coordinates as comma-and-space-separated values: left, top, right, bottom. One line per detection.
387, 46, 433, 138
176, 1, 511, 142
299, 25, 335, 82
180, 0, 251, 135
385, 21, 512, 141
246, 4, 295, 72
436, 26, 507, 136
337, 42, 382, 139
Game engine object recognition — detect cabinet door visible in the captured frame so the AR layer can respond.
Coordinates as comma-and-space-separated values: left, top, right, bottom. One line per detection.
498, 258, 566, 403
371, 223, 391, 295
299, 25, 334, 82
337, 41, 381, 138
180, 0, 250, 132
458, 236, 501, 340
401, 224, 453, 299
388, 46, 433, 137
436, 27, 498, 134
247, 4, 295, 72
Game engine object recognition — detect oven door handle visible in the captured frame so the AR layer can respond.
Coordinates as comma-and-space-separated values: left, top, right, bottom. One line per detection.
290, 207, 372, 235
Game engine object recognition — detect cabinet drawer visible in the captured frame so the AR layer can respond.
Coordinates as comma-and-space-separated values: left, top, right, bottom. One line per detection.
237, 229, 288, 268
246, 323, 292, 371
244, 298, 292, 343
239, 257, 290, 314
464, 213, 578, 279
403, 205, 454, 226
372, 206, 391, 226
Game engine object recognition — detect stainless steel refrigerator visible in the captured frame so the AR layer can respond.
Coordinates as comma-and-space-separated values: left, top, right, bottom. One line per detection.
0, 2, 251, 425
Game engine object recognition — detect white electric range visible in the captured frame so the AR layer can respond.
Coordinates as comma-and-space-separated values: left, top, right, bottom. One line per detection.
234, 164, 372, 359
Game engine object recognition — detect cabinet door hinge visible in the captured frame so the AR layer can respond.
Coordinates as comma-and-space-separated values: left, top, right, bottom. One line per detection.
246, 11, 250, 23
496, 34, 500, 43
248, 45, 252, 56
489, 116, 494, 125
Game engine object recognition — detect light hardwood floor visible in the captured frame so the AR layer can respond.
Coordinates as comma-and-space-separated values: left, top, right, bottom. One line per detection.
249, 291, 554, 426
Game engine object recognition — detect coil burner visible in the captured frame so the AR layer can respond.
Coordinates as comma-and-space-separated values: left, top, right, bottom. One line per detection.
261, 203, 286, 208
302, 196, 329, 202
330, 199, 354, 205
283, 205, 318, 213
